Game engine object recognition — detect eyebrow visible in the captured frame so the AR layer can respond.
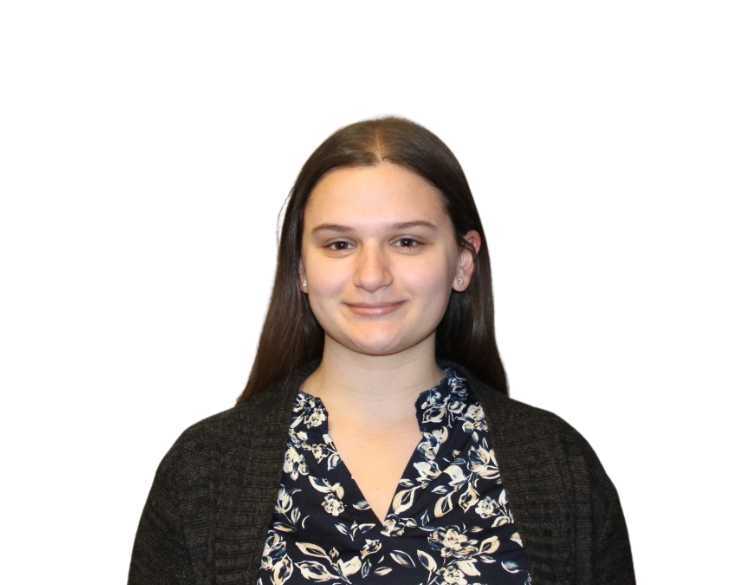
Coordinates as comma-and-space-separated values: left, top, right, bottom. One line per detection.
311, 220, 439, 235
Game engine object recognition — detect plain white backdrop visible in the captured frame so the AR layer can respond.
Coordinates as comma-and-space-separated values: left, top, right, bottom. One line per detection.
1, 1, 733, 582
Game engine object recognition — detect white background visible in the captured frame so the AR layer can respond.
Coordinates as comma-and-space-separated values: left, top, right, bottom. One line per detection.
1, 1, 733, 582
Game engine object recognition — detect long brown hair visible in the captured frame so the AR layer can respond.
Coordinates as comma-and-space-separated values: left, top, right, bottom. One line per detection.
234, 115, 508, 405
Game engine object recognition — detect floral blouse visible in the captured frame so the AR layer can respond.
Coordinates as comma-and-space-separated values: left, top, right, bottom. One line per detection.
256, 366, 533, 585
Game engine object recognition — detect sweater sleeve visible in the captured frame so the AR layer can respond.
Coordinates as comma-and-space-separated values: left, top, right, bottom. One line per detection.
594, 474, 636, 585
563, 422, 637, 585
127, 438, 196, 585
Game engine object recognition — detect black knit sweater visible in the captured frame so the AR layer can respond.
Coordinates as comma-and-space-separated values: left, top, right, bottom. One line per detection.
128, 358, 636, 584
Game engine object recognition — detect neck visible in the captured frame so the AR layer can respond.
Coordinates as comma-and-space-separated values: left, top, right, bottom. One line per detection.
300, 342, 446, 429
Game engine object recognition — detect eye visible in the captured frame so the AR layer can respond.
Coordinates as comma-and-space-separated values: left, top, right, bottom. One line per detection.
324, 240, 353, 251
395, 237, 424, 249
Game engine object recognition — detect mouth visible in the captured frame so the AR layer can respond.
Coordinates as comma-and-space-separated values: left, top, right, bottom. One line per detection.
345, 301, 406, 317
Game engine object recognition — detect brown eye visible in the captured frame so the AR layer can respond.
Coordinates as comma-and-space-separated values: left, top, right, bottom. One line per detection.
396, 238, 423, 249
325, 240, 352, 251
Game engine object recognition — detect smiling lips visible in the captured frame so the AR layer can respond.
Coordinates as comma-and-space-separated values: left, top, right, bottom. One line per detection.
346, 301, 406, 316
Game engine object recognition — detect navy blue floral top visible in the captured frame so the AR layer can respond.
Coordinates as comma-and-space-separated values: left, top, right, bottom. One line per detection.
256, 366, 533, 585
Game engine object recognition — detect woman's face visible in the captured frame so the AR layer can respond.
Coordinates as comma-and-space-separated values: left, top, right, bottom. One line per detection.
299, 161, 480, 358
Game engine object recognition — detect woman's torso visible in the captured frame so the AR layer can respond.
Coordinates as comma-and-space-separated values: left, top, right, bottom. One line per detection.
255, 365, 534, 584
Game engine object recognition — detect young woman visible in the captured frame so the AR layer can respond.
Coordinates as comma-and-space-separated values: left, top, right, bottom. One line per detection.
128, 116, 636, 585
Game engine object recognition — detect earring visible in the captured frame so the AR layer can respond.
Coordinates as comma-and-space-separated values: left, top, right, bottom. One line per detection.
302, 279, 307, 290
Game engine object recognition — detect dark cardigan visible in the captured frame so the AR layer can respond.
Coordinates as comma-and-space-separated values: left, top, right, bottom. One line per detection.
128, 358, 637, 585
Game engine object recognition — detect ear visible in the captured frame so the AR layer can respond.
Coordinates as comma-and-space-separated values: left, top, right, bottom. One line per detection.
453, 230, 482, 292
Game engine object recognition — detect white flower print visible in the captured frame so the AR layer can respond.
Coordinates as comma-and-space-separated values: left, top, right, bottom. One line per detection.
308, 443, 326, 463
275, 486, 294, 515
283, 446, 309, 480
260, 531, 288, 571
436, 565, 468, 585
322, 492, 345, 516
474, 489, 514, 526
414, 459, 443, 486
428, 525, 479, 559
304, 409, 326, 429
417, 427, 449, 461
467, 440, 500, 481
378, 515, 418, 537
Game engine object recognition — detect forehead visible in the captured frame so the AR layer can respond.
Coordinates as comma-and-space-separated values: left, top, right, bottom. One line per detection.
305, 162, 447, 226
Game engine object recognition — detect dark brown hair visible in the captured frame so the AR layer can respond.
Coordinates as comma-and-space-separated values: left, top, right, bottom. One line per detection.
234, 115, 508, 405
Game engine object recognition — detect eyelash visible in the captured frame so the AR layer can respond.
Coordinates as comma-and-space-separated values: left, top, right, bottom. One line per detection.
324, 238, 424, 252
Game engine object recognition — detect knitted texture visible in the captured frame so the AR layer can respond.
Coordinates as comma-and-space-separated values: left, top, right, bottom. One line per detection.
128, 358, 636, 585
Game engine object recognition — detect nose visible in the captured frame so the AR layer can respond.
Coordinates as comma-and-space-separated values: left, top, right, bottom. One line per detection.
353, 242, 393, 292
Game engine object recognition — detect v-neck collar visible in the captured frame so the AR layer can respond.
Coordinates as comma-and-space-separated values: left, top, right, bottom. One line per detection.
287, 365, 473, 531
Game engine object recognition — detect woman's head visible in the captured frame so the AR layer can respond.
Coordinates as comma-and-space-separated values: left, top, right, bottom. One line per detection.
298, 161, 481, 360
236, 115, 508, 403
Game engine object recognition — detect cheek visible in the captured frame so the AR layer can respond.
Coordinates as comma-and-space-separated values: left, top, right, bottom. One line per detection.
315, 266, 348, 285
402, 258, 453, 292
303, 252, 345, 289
309, 271, 350, 298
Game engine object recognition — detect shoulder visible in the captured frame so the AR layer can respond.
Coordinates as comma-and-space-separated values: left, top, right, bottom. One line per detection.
450, 359, 614, 488
153, 390, 280, 484
490, 391, 621, 505
497, 392, 596, 451
450, 359, 600, 459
